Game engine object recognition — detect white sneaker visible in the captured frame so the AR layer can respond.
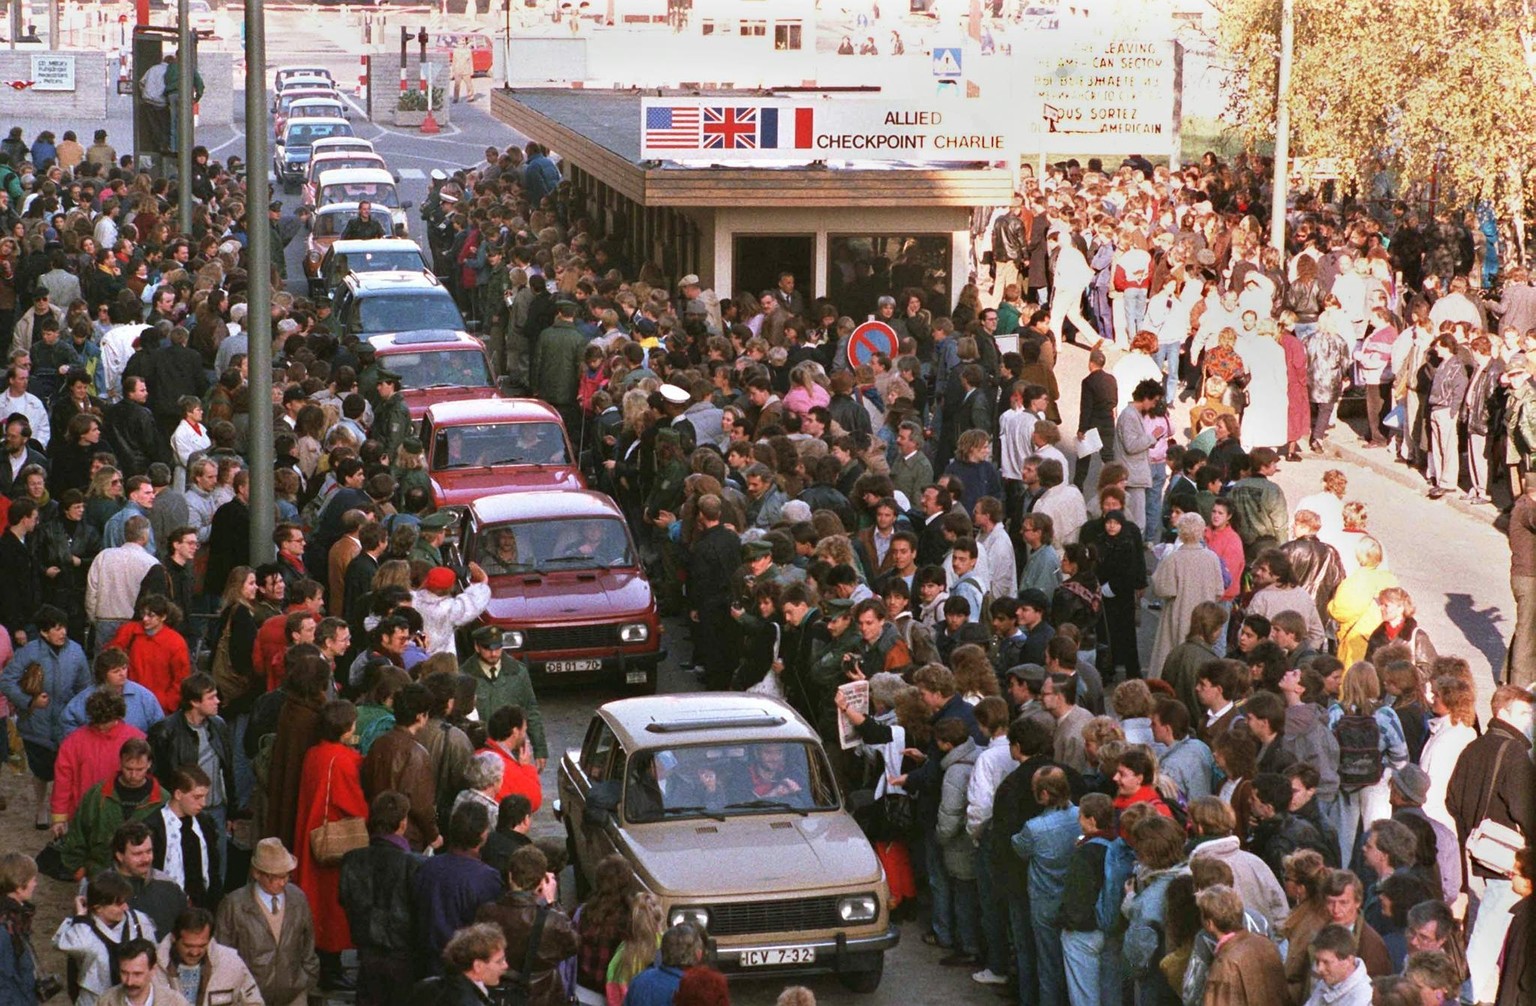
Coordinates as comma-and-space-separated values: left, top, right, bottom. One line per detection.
971, 969, 1008, 985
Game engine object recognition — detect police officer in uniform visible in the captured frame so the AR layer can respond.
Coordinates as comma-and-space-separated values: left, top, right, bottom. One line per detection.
411, 510, 454, 566
372, 369, 412, 456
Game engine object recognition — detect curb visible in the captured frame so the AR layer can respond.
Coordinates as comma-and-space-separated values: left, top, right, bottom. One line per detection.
1320, 435, 1497, 525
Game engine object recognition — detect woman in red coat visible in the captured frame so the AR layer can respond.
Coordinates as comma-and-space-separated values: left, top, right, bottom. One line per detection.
1281, 319, 1312, 461
293, 698, 369, 989
109, 595, 191, 714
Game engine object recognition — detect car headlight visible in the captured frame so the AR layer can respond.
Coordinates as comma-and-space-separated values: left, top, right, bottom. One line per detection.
619, 623, 649, 644
837, 895, 878, 923
502, 630, 525, 650
668, 907, 710, 931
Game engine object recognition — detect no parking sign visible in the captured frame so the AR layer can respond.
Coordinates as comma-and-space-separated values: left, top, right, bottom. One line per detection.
847, 320, 899, 369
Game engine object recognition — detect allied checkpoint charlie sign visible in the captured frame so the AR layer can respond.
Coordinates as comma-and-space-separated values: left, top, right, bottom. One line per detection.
637, 38, 1178, 164
640, 97, 1009, 161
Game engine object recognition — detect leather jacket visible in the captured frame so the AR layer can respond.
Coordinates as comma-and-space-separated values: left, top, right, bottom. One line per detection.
992, 211, 1026, 263
147, 711, 236, 808
1276, 535, 1345, 625
338, 836, 424, 954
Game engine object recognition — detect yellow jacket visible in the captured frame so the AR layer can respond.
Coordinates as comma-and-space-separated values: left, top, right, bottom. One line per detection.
1328, 565, 1398, 666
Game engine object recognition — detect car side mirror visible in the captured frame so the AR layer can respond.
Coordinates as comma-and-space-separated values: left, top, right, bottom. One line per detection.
402, 200, 414, 210
497, 376, 517, 397
586, 779, 621, 828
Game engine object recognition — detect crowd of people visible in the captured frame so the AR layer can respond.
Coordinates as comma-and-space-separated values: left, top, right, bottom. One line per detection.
0, 108, 1530, 1006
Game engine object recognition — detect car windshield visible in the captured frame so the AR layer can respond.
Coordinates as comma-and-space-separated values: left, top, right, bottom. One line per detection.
624, 742, 839, 822
329, 248, 425, 279
435, 421, 569, 470
281, 93, 331, 113
320, 183, 400, 207
381, 347, 491, 391
475, 517, 633, 573
312, 210, 356, 239
357, 294, 464, 333
286, 122, 351, 147
310, 157, 382, 181
293, 104, 343, 119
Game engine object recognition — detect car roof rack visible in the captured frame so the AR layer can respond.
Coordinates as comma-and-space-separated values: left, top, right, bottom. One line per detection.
645, 711, 788, 733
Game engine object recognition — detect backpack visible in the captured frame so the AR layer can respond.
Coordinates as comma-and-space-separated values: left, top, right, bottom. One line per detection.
1333, 713, 1383, 791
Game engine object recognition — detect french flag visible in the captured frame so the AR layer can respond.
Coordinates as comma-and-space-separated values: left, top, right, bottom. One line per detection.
759, 107, 814, 150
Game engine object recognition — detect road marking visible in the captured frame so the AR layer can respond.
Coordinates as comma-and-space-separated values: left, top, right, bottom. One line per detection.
397, 168, 425, 179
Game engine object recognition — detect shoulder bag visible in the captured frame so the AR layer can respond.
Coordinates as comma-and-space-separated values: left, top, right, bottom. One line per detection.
309, 755, 369, 866
1465, 739, 1525, 876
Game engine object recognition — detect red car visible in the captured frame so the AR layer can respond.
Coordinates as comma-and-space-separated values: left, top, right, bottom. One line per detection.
369, 329, 498, 420
451, 490, 662, 692
433, 32, 492, 76
422, 398, 585, 511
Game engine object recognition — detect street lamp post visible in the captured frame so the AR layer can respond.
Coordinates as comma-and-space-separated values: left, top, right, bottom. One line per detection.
245, 0, 274, 564
1270, 0, 1294, 254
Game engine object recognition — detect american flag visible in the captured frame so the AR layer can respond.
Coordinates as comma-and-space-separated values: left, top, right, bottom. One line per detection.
702, 106, 758, 149
643, 105, 701, 149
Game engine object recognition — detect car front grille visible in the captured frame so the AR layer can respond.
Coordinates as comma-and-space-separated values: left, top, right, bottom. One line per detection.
525, 624, 617, 650
706, 897, 843, 937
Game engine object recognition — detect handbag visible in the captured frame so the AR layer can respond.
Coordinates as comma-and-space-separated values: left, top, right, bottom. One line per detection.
1465, 741, 1525, 876
1382, 403, 1406, 431
18, 663, 44, 698
308, 758, 368, 867
747, 624, 784, 699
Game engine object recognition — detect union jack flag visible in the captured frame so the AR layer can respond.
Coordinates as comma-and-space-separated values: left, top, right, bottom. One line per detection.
702, 106, 758, 150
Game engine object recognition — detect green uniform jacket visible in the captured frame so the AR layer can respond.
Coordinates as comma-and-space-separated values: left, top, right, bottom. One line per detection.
459, 653, 548, 760
374, 391, 413, 456
409, 540, 443, 566
59, 776, 166, 877
806, 628, 859, 738
644, 458, 688, 519
531, 320, 586, 406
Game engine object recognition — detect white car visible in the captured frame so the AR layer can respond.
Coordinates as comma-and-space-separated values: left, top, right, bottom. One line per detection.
187, 0, 216, 36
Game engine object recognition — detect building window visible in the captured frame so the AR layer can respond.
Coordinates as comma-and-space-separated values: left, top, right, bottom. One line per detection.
828, 234, 953, 319
739, 19, 766, 37
774, 21, 801, 50
701, 19, 715, 34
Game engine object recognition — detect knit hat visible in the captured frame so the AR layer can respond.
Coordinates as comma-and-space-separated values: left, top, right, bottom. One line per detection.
423, 567, 457, 592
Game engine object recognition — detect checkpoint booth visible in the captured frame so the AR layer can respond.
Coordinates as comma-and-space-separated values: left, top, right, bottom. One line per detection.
489, 89, 1016, 310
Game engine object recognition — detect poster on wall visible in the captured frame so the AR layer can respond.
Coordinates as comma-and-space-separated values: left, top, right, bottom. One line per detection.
1015, 38, 1177, 156
31, 54, 76, 91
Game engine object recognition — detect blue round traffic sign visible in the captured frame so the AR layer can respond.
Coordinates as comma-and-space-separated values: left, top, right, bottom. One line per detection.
847, 320, 899, 368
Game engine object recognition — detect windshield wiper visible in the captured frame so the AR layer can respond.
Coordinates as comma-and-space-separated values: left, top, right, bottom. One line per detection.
435, 461, 489, 471
724, 799, 810, 816
537, 555, 602, 571
661, 805, 726, 822
486, 457, 543, 467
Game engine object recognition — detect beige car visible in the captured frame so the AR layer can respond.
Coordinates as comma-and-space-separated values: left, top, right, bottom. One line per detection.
557, 693, 897, 992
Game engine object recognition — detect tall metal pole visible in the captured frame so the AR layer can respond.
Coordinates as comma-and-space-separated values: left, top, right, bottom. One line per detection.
177, 0, 193, 223
1269, 0, 1294, 255
48, 0, 58, 49
245, 0, 274, 564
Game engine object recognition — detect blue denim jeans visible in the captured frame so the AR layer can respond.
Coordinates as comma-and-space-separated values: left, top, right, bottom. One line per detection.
1101, 933, 1125, 1006
1033, 917, 1067, 1006
951, 876, 981, 957
1061, 929, 1104, 1006
975, 832, 1011, 974
1007, 897, 1038, 1006
231, 712, 255, 811
1122, 288, 1149, 338
1147, 462, 1167, 542
926, 829, 955, 947
1154, 340, 1181, 403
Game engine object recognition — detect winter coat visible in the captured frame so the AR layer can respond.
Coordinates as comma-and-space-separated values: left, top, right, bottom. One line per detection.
59, 775, 166, 878
1305, 327, 1352, 403
1125, 865, 1187, 980
339, 835, 424, 955
411, 581, 491, 658
263, 693, 326, 850
1282, 703, 1340, 802
1204, 930, 1289, 1006
109, 621, 191, 715
1328, 565, 1397, 666
934, 739, 980, 880
53, 910, 157, 1006
459, 654, 548, 761
0, 638, 92, 749
474, 892, 579, 1006
1148, 543, 1225, 676
0, 895, 37, 1006
1190, 836, 1289, 930
213, 883, 319, 1006
361, 727, 440, 852
1446, 719, 1536, 880
293, 741, 370, 954
146, 711, 235, 804
52, 721, 147, 822
155, 936, 263, 1006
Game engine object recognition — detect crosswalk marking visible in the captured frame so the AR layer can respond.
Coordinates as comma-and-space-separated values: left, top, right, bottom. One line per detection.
397, 168, 426, 179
